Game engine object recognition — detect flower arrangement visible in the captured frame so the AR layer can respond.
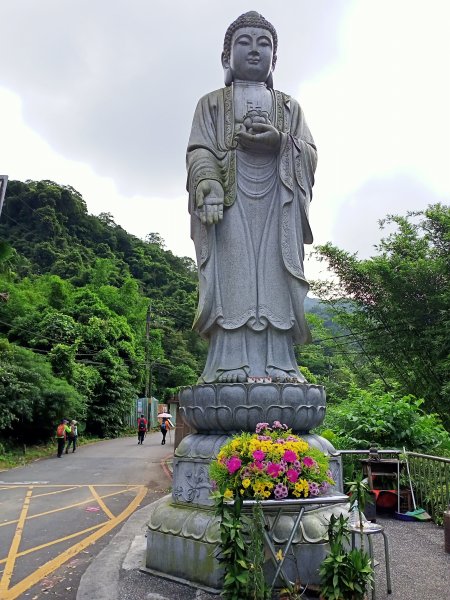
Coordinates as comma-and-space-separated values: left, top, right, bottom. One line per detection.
209, 421, 334, 501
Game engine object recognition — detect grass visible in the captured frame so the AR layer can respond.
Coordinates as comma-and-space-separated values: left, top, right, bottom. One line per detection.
0, 436, 102, 471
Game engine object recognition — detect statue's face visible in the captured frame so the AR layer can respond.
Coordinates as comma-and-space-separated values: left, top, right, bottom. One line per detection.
229, 26, 273, 82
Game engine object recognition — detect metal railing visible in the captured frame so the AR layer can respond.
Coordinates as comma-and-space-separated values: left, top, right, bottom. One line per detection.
406, 452, 450, 523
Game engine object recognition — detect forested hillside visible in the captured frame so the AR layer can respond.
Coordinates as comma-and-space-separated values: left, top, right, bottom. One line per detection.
0, 180, 204, 440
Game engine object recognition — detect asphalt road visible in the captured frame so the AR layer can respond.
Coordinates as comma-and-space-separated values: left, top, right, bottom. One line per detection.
0, 431, 172, 600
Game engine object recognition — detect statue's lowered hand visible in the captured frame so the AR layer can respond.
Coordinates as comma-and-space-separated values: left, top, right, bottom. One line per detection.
196, 180, 224, 225
237, 122, 281, 154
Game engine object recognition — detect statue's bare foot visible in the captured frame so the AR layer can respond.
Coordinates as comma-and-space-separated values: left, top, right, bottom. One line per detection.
217, 369, 247, 383
266, 368, 306, 383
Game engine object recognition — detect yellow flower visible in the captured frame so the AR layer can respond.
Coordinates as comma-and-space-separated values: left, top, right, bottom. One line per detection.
293, 478, 309, 498
276, 549, 283, 561
240, 489, 244, 495
223, 489, 234, 500
242, 478, 251, 488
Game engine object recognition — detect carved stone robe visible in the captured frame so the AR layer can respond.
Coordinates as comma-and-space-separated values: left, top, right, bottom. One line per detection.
187, 85, 317, 383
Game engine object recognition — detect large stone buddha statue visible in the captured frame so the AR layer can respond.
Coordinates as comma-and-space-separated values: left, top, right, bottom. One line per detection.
187, 11, 317, 384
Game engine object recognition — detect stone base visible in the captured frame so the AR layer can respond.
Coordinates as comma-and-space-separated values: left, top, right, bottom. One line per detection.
179, 382, 326, 433
146, 495, 349, 590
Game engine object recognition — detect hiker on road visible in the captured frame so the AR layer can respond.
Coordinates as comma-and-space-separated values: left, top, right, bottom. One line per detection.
65, 420, 78, 453
56, 419, 68, 457
137, 414, 147, 444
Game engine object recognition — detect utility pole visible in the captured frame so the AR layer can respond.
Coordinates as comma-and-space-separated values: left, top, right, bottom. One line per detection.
0, 176, 9, 303
0, 175, 7, 218
144, 303, 152, 420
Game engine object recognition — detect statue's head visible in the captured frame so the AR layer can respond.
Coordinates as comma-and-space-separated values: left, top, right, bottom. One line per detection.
222, 11, 278, 87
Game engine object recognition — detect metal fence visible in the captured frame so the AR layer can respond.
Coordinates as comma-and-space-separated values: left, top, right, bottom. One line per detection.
407, 452, 450, 523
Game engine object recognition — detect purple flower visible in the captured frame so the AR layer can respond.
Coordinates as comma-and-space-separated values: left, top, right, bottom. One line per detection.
253, 450, 265, 461
308, 482, 320, 496
256, 422, 270, 434
226, 456, 242, 474
283, 450, 297, 463
286, 469, 299, 483
274, 483, 289, 499
293, 460, 303, 471
272, 420, 283, 429
319, 481, 330, 493
257, 435, 272, 441
276, 438, 286, 445
267, 462, 282, 478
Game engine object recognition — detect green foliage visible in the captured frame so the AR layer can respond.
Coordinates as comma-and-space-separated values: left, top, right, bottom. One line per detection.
319, 510, 373, 600
0, 339, 85, 440
314, 204, 450, 423
212, 493, 271, 600
321, 381, 450, 453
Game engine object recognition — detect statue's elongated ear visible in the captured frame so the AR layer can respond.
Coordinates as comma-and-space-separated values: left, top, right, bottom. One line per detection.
266, 71, 274, 89
221, 52, 233, 87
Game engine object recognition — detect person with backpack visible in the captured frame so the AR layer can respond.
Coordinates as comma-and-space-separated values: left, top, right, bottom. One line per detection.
56, 419, 68, 458
65, 420, 78, 453
137, 414, 147, 444
160, 417, 170, 445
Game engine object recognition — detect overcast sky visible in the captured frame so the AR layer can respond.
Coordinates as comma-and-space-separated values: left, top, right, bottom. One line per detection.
1, 0, 449, 280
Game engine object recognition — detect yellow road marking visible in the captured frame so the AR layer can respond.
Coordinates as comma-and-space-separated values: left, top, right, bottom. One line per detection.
0, 486, 140, 528
0, 523, 105, 564
3, 485, 147, 600
32, 486, 81, 498
88, 485, 115, 520
0, 487, 33, 596
0, 483, 141, 488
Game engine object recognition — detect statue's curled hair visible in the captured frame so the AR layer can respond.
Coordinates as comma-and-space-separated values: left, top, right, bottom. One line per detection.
223, 11, 278, 69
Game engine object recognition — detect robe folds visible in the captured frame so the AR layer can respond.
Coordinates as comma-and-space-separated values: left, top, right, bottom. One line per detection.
187, 85, 317, 382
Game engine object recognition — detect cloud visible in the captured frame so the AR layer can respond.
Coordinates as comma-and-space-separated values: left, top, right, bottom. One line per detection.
331, 175, 446, 257
0, 0, 347, 197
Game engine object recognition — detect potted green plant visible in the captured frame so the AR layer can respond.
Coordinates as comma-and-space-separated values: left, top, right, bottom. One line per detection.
319, 476, 373, 600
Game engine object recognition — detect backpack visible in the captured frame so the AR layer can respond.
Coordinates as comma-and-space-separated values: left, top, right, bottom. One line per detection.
56, 424, 65, 437
138, 418, 146, 431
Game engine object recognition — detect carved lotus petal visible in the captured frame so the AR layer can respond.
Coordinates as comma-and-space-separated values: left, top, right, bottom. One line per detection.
217, 384, 247, 410
214, 406, 233, 431
266, 405, 295, 426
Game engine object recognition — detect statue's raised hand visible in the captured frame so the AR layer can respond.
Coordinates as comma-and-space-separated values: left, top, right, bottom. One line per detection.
196, 179, 224, 225
237, 119, 281, 154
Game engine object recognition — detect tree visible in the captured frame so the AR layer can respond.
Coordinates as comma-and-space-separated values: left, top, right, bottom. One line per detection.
314, 204, 450, 423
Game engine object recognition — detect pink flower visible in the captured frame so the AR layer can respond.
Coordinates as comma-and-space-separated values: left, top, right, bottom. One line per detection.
253, 461, 264, 470
303, 456, 316, 468
253, 450, 265, 461
226, 456, 242, 474
256, 422, 270, 434
283, 450, 297, 463
286, 469, 299, 483
267, 462, 282, 478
